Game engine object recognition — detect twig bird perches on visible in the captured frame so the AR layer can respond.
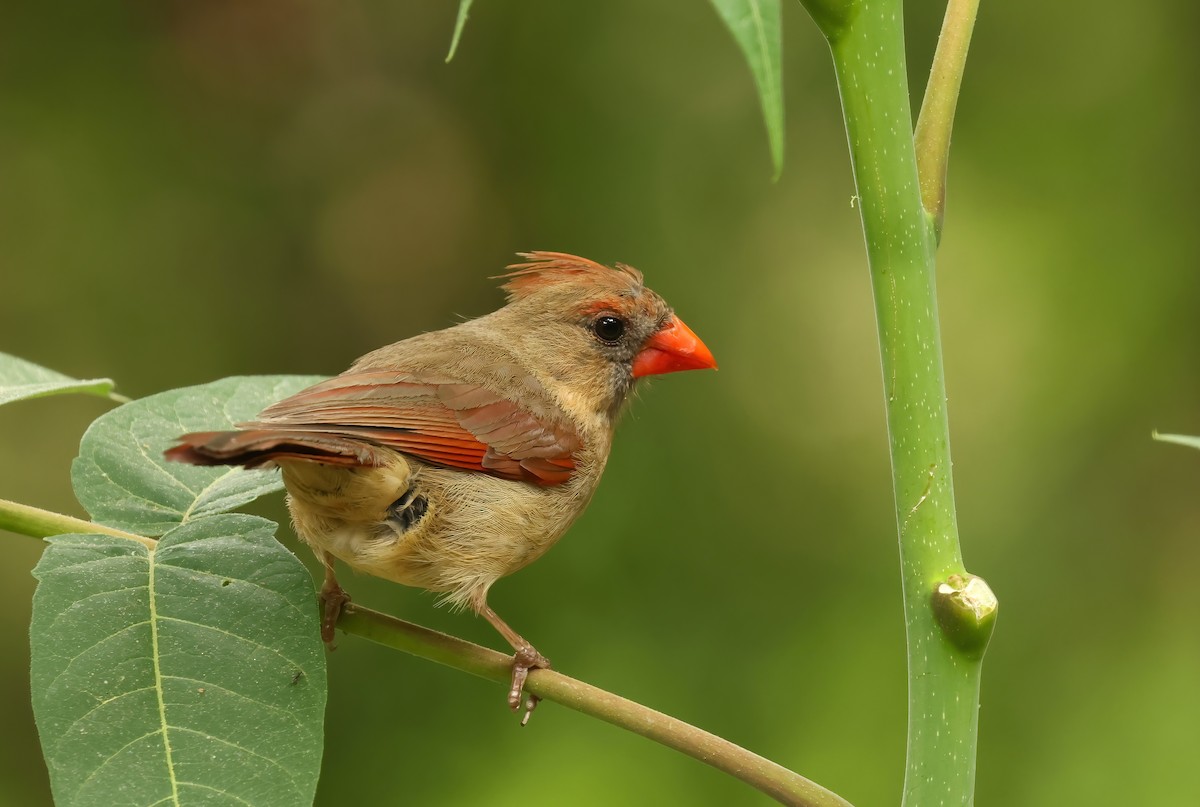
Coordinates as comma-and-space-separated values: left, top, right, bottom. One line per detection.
166, 252, 717, 722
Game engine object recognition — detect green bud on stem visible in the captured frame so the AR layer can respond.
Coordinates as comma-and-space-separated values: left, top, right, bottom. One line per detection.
931, 573, 998, 658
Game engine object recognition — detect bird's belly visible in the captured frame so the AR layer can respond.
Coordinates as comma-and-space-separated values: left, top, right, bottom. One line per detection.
284, 458, 601, 609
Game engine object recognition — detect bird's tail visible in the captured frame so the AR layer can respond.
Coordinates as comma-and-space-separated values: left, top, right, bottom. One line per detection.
164, 427, 387, 469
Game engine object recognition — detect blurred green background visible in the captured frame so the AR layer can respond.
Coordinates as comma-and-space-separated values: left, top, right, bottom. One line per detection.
3, 1, 1198, 805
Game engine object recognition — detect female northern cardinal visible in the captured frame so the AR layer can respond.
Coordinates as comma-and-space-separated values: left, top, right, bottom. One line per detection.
166, 251, 716, 720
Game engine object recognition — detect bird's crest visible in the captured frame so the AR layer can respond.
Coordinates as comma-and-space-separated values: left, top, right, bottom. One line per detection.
497, 251, 644, 302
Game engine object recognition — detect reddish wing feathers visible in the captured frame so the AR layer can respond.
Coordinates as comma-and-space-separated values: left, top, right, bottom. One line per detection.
170, 252, 655, 483
251, 372, 581, 485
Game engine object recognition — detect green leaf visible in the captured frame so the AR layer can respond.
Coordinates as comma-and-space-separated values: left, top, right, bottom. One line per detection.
31, 514, 326, 807
0, 351, 121, 406
72, 376, 325, 536
445, 0, 475, 62
1153, 431, 1200, 451
709, 0, 785, 177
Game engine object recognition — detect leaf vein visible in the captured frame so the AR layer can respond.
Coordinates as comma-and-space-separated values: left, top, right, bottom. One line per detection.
180, 467, 242, 523
158, 616, 310, 671
173, 727, 304, 795
48, 584, 150, 631
53, 686, 157, 754
71, 727, 164, 800
148, 550, 182, 806
43, 621, 153, 694
162, 675, 317, 732
160, 563, 312, 622
176, 781, 256, 806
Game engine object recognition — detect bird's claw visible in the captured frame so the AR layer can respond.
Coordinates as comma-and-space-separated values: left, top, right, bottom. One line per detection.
509, 645, 551, 725
319, 585, 351, 647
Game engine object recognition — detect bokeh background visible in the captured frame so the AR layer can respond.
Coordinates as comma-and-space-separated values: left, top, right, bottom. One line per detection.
3, 2, 1199, 805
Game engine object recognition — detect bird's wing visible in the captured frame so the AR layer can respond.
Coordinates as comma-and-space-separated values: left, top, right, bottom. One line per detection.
253, 371, 581, 485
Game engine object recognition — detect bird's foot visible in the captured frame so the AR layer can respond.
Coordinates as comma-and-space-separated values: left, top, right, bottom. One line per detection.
509, 645, 551, 726
319, 582, 351, 647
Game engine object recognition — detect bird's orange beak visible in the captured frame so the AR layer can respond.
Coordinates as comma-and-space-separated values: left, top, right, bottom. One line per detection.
632, 315, 718, 379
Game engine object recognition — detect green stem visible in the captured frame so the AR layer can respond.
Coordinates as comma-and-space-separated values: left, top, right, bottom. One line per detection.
342, 607, 852, 807
914, 0, 982, 239
802, 0, 995, 803
1, 498, 851, 807
0, 498, 155, 548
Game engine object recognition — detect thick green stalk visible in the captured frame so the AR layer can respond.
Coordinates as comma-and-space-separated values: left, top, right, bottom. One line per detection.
802, 0, 995, 804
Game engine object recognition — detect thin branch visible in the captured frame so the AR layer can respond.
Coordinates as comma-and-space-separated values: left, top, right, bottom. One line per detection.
1, 498, 852, 807
340, 606, 852, 807
913, 0, 982, 240
0, 498, 155, 548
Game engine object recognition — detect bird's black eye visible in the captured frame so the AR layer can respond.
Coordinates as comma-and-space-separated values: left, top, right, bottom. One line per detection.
591, 315, 626, 344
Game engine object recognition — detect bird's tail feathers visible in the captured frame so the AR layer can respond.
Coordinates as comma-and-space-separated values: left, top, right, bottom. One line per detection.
164, 427, 385, 469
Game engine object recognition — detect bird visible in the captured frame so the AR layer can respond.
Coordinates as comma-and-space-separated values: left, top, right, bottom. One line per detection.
165, 251, 717, 721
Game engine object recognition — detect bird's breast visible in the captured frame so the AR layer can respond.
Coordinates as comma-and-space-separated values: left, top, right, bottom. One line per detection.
286, 440, 609, 608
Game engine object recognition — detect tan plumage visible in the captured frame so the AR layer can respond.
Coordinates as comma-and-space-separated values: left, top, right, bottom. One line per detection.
166, 252, 716, 719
